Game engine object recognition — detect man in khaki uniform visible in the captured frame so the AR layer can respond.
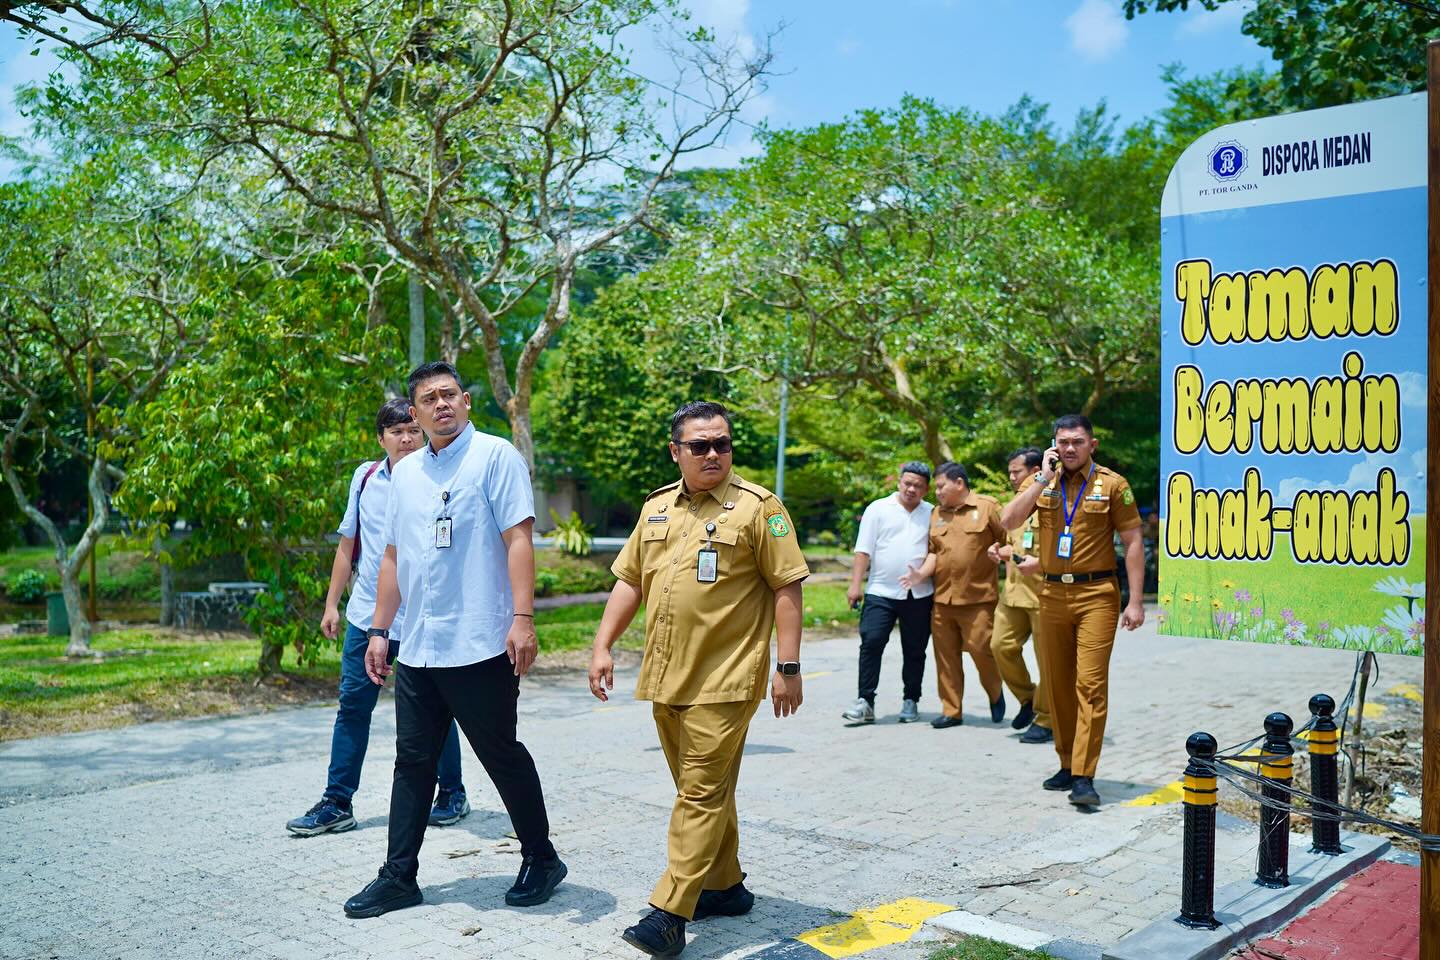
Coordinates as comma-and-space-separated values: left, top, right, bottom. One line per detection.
1000, 414, 1145, 808
986, 447, 1053, 745
589, 401, 809, 958
902, 462, 1007, 728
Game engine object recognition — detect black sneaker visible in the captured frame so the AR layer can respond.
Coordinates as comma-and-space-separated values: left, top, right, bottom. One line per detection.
693, 879, 754, 921
1020, 723, 1054, 744
286, 797, 356, 837
1011, 700, 1035, 730
343, 865, 422, 918
505, 853, 567, 906
622, 907, 687, 956
1069, 776, 1101, 807
1042, 768, 1074, 791
931, 714, 963, 729
990, 693, 1007, 724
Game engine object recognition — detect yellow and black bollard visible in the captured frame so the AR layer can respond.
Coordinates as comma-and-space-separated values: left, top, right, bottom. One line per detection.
1308, 694, 1344, 855
1256, 712, 1295, 888
1178, 732, 1221, 930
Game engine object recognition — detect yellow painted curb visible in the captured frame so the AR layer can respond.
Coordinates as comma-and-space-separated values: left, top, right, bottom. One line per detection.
796, 898, 955, 958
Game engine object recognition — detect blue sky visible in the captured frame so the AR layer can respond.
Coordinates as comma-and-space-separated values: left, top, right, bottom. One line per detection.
0, 0, 1268, 168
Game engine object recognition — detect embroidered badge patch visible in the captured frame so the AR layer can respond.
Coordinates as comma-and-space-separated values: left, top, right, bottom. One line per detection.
1122, 488, 1135, 506
766, 513, 790, 537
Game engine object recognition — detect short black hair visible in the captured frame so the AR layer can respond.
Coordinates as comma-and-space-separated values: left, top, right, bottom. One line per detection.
376, 397, 416, 435
1053, 413, 1094, 436
1008, 447, 1044, 470
935, 461, 968, 484
407, 360, 462, 401
670, 401, 733, 442
899, 461, 931, 482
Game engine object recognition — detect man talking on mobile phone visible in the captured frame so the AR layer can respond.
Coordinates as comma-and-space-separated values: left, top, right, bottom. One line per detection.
1000, 415, 1145, 808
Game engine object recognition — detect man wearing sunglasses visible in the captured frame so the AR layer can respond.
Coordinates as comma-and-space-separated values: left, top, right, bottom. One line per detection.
588, 401, 810, 958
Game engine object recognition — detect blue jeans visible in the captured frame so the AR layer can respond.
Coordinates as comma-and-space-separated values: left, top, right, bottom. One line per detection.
326, 624, 464, 803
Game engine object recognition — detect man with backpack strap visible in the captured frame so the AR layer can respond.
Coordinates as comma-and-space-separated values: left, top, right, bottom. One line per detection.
286, 398, 470, 836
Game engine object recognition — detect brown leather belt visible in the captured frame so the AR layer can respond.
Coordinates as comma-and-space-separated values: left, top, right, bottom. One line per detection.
1044, 570, 1116, 584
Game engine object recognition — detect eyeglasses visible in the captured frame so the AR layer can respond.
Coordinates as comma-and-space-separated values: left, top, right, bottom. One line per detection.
676, 437, 733, 457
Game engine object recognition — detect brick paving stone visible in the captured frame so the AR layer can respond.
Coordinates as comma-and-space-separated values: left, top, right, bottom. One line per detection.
0, 622, 1417, 959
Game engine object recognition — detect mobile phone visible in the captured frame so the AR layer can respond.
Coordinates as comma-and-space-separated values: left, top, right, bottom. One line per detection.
1047, 436, 1060, 473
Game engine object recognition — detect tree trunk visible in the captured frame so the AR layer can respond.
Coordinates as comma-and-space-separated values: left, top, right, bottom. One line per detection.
159, 560, 175, 626
407, 272, 426, 368
58, 566, 92, 656
257, 640, 283, 678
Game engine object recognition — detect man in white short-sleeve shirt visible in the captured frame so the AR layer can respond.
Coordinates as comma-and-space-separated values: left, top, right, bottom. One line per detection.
342, 362, 566, 921
842, 462, 935, 725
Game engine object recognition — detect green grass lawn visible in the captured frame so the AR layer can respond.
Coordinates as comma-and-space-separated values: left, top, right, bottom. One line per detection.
0, 581, 860, 740
929, 937, 1054, 960
1158, 519, 1426, 654
0, 540, 162, 602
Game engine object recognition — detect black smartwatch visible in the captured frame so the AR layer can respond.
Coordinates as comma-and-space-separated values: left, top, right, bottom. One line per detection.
777, 661, 801, 676
366, 627, 390, 640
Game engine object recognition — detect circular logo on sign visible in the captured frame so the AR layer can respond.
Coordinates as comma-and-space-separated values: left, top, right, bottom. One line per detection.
1207, 140, 1248, 182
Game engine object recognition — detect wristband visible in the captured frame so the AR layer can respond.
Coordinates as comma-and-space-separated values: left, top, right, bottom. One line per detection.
514, 612, 534, 618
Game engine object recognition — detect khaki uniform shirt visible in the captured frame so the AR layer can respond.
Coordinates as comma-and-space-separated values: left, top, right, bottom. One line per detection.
1027, 463, 1142, 578
1000, 511, 1043, 609
612, 472, 810, 705
927, 490, 1006, 606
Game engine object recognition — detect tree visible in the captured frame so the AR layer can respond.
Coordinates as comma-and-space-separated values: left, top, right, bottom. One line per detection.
1124, 0, 1440, 110
46, 0, 771, 473
636, 98, 1157, 466
115, 256, 403, 675
0, 164, 215, 655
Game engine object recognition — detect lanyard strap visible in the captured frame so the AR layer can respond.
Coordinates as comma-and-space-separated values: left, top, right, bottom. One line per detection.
1060, 465, 1095, 531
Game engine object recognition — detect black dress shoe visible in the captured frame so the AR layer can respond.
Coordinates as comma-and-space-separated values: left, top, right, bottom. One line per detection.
1012, 700, 1035, 730
1042, 767, 1074, 791
693, 879, 755, 920
505, 853, 568, 906
990, 693, 1007, 724
343, 865, 422, 918
622, 907, 687, 956
931, 714, 963, 729
1020, 723, 1054, 744
1069, 776, 1101, 807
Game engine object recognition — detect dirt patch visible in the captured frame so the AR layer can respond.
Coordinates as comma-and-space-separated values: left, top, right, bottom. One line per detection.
1216, 685, 1424, 852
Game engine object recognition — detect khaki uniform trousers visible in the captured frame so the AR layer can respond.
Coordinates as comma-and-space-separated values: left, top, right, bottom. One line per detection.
931, 601, 1003, 719
990, 600, 1052, 730
1035, 581, 1120, 778
650, 699, 755, 919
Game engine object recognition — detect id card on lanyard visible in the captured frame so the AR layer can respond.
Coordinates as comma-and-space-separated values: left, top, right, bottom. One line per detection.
1058, 466, 1094, 560
436, 490, 453, 549
697, 521, 718, 583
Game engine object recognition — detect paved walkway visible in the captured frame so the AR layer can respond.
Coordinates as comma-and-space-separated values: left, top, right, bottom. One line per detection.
0, 616, 1421, 960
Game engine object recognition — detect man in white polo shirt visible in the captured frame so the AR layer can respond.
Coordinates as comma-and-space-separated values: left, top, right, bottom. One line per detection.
842, 462, 934, 725
342, 361, 565, 920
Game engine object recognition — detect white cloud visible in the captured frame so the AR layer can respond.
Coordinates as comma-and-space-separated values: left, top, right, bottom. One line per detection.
1396, 371, 1426, 408
685, 0, 756, 58
1065, 0, 1128, 63
1178, 0, 1251, 36
1277, 448, 1426, 505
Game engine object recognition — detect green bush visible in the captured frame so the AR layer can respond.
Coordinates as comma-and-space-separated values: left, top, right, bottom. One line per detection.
5, 569, 48, 604
548, 509, 594, 557
534, 569, 561, 598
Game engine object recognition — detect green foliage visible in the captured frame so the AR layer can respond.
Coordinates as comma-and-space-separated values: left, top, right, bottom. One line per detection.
114, 259, 404, 674
534, 551, 617, 596
928, 936, 1054, 960
5, 569, 48, 604
547, 510, 594, 557
1125, 1, 1438, 110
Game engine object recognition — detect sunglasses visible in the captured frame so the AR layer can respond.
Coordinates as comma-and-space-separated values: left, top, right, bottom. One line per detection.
676, 437, 733, 457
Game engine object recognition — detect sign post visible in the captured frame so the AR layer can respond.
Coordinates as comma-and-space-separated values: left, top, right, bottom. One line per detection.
1422, 38, 1438, 960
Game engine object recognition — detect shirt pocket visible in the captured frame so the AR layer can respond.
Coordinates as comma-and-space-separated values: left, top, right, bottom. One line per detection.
1036, 491, 1059, 528
641, 522, 673, 574
706, 526, 742, 577
1082, 496, 1111, 517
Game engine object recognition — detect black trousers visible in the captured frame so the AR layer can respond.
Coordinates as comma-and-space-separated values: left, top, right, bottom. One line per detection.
385, 653, 555, 879
857, 593, 933, 704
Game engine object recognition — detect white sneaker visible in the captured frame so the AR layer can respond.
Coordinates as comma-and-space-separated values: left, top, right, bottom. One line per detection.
898, 699, 919, 723
841, 697, 875, 723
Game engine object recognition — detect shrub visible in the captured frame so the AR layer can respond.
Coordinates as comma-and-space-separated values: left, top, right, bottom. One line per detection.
6, 569, 49, 603
548, 509, 594, 557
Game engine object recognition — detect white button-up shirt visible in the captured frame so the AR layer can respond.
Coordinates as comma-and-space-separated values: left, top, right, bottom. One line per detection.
337, 458, 407, 635
853, 494, 934, 600
384, 422, 535, 668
